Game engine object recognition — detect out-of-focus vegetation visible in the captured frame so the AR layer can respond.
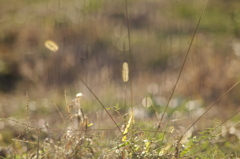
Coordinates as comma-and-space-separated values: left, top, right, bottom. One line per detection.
1, 0, 240, 158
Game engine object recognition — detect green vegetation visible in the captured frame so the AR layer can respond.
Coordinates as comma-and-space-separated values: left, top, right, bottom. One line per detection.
0, 0, 240, 158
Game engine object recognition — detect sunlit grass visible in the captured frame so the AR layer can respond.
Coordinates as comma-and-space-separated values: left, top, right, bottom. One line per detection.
1, 0, 240, 158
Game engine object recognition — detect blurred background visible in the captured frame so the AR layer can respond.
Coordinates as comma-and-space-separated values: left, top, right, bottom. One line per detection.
1, 0, 240, 150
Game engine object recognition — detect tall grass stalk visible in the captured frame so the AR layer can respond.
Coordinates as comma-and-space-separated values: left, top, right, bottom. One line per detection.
155, 0, 209, 138
124, 0, 133, 110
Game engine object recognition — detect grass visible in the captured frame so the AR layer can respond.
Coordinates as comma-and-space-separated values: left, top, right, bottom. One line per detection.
1, 0, 240, 158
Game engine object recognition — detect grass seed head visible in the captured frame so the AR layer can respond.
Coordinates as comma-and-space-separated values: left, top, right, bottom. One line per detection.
45, 40, 59, 52
122, 62, 129, 82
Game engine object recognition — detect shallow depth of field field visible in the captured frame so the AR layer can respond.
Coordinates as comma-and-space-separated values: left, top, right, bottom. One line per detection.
1, 0, 240, 158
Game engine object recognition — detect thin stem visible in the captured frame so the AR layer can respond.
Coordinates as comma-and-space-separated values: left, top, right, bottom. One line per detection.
37, 135, 39, 159
124, 0, 133, 109
153, 0, 208, 138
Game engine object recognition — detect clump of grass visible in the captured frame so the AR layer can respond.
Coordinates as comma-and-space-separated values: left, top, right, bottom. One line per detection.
1, 98, 239, 158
